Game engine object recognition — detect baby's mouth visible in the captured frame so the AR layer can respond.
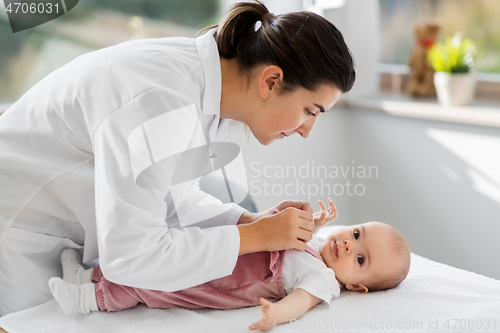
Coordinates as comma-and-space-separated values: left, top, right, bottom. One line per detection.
332, 241, 338, 258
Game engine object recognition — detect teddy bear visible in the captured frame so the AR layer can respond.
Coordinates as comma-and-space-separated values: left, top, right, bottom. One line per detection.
406, 19, 443, 97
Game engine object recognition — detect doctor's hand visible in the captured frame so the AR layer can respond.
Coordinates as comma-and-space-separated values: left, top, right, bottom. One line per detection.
237, 207, 314, 255
270, 200, 314, 216
237, 200, 314, 225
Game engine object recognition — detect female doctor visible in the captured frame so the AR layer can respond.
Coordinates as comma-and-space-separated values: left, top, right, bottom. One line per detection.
0, 1, 355, 315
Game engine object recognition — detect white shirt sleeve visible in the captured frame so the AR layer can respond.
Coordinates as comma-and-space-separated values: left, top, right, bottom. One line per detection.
92, 93, 241, 292
170, 177, 247, 228
282, 245, 341, 308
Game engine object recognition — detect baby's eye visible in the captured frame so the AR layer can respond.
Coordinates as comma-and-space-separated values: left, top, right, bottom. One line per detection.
357, 254, 364, 265
353, 228, 360, 240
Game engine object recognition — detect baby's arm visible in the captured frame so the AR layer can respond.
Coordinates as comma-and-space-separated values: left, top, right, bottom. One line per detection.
313, 198, 338, 234
249, 288, 322, 332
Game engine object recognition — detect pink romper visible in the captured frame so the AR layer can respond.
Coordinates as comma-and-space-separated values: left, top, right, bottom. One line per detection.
92, 246, 323, 312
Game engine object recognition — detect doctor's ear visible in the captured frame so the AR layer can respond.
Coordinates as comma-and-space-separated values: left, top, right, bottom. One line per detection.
258, 65, 284, 98
345, 283, 369, 294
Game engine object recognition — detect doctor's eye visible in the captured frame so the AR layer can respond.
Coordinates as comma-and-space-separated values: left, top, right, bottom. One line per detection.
306, 109, 316, 117
353, 228, 360, 240
357, 254, 364, 265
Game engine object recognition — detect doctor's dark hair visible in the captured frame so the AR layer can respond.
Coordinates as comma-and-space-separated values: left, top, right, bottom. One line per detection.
201, 1, 355, 93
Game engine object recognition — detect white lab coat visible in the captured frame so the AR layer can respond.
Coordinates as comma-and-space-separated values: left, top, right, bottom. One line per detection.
0, 31, 246, 315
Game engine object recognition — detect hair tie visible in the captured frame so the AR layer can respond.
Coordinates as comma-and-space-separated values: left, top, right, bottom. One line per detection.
292, 15, 309, 41
254, 20, 262, 32
261, 12, 275, 22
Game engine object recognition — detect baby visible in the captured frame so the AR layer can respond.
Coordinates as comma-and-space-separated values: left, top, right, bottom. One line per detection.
49, 199, 410, 332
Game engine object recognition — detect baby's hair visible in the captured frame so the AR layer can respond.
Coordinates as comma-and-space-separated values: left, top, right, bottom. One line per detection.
367, 226, 411, 292
199, 0, 355, 94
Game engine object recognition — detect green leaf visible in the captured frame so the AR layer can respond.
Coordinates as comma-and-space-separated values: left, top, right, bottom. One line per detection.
426, 34, 477, 73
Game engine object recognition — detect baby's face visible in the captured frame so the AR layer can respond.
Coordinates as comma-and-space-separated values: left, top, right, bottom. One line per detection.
319, 222, 398, 293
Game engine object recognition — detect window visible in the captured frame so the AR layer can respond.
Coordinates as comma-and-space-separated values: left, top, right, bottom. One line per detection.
378, 0, 500, 101
0, 0, 218, 104
380, 0, 500, 74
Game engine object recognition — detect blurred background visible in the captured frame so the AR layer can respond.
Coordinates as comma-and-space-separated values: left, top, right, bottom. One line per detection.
1, 1, 499, 280
380, 0, 500, 73
2, 0, 499, 103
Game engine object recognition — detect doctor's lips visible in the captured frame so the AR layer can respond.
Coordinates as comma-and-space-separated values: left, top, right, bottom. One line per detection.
280, 132, 288, 139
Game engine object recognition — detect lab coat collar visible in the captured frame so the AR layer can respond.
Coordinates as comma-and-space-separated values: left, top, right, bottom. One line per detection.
196, 30, 230, 142
196, 30, 221, 118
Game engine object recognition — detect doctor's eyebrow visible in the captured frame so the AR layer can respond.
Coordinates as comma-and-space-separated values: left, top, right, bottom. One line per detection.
314, 104, 325, 113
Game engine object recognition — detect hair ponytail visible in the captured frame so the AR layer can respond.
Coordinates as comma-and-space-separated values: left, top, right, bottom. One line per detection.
215, 2, 268, 58
200, 1, 355, 93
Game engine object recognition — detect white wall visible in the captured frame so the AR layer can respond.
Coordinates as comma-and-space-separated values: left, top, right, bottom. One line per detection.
219, 0, 302, 16
347, 109, 500, 280
323, 0, 380, 98
224, 109, 356, 224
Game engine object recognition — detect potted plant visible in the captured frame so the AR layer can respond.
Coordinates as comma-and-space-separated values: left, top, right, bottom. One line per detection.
427, 34, 478, 106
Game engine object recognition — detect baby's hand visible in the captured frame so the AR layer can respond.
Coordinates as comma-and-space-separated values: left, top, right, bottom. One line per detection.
249, 298, 279, 332
313, 198, 338, 232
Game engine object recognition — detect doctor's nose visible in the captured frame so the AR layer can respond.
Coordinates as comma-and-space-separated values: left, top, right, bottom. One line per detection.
297, 118, 317, 138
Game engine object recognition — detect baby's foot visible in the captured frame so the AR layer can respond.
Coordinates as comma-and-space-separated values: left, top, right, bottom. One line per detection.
49, 277, 98, 315
61, 248, 93, 285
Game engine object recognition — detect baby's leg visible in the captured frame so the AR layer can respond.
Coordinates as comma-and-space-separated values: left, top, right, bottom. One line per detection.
51, 266, 143, 314
61, 248, 94, 286
92, 269, 143, 312
48, 278, 98, 315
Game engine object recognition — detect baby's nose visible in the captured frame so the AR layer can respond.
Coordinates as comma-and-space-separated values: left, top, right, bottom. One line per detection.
343, 239, 350, 253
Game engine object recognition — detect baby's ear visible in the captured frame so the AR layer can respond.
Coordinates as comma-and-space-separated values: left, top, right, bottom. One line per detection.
345, 284, 369, 294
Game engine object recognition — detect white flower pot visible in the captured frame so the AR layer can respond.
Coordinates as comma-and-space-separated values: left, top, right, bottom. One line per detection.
434, 72, 477, 106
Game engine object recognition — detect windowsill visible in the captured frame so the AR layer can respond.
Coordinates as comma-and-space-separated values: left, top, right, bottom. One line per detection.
3, 97, 500, 129
350, 65, 500, 128
342, 93, 500, 129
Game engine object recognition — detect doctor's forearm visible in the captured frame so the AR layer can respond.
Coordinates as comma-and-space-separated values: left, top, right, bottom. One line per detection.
237, 223, 264, 255
237, 211, 264, 224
